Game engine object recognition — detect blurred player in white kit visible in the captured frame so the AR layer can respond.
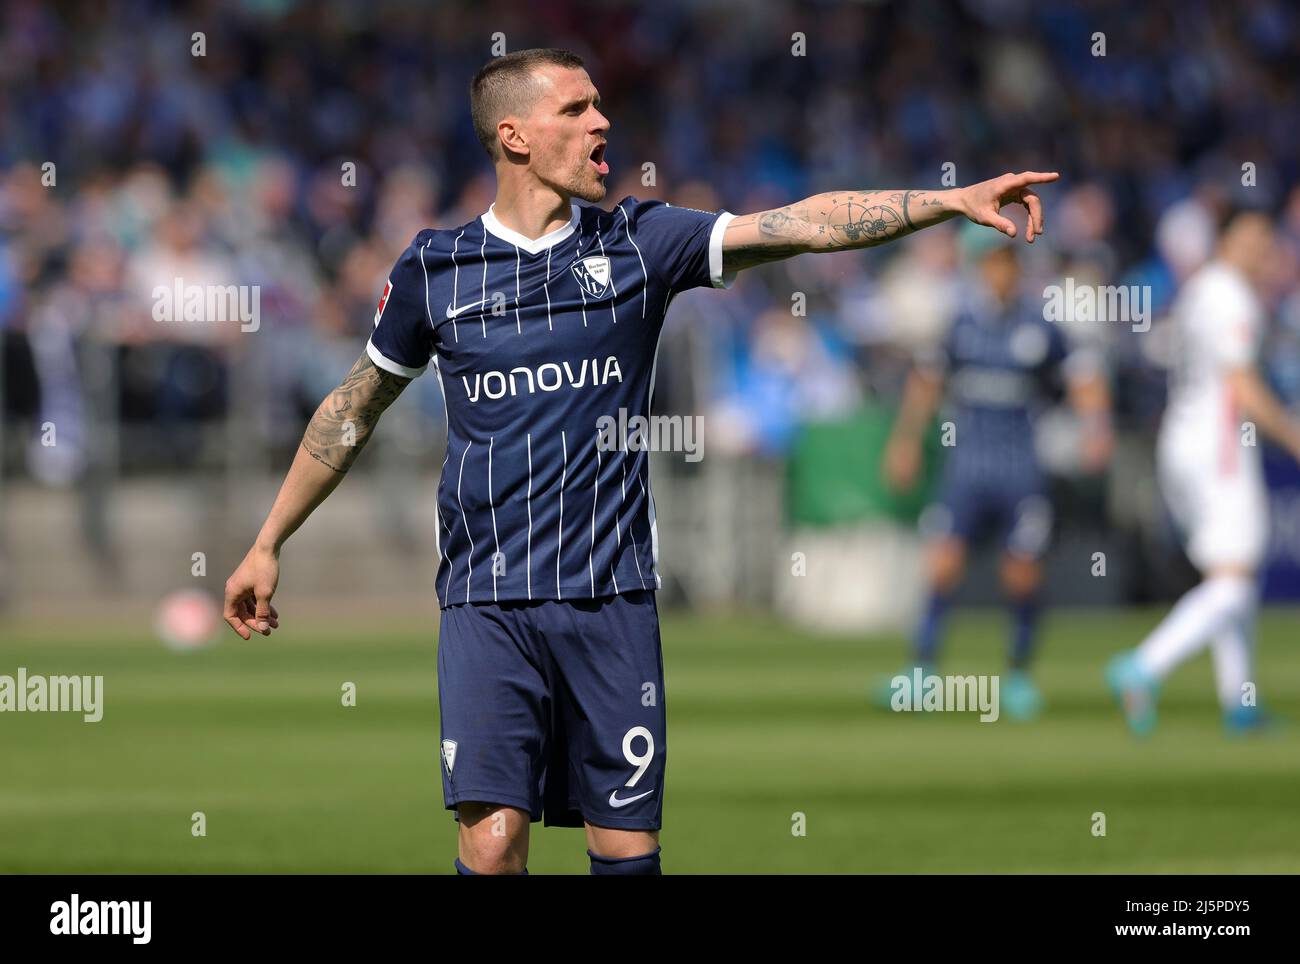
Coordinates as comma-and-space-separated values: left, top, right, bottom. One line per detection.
1108, 211, 1300, 736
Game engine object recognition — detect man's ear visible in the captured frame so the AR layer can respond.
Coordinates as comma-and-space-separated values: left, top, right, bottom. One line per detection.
498, 119, 529, 159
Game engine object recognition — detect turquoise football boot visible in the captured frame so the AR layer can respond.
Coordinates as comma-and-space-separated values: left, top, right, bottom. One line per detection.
1105, 650, 1159, 738
1002, 670, 1044, 721
1223, 704, 1280, 736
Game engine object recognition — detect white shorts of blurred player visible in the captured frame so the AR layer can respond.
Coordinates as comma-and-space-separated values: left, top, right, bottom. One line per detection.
1157, 427, 1268, 573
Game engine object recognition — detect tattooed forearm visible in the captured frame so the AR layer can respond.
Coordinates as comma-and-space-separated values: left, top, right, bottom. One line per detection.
301, 352, 411, 473
724, 188, 961, 271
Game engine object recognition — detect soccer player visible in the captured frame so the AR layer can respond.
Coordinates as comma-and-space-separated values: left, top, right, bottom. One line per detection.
879, 225, 1112, 719
222, 47, 1058, 874
1107, 212, 1300, 736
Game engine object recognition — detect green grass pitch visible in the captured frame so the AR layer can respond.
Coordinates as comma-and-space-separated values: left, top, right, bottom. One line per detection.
2, 607, 1297, 873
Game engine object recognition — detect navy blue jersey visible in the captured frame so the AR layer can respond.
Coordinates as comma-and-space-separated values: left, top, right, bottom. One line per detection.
922, 287, 1071, 483
367, 197, 736, 607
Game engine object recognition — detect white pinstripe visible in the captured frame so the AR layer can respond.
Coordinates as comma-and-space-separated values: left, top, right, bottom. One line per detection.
595, 229, 618, 324
478, 231, 488, 338
572, 221, 590, 327
589, 436, 600, 597
513, 245, 522, 334
525, 433, 533, 600
557, 430, 567, 599
456, 441, 474, 603
418, 237, 433, 327
448, 228, 464, 342
544, 245, 553, 331
616, 203, 649, 319
488, 435, 499, 602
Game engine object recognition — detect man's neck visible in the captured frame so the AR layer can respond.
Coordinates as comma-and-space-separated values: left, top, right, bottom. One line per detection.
491, 177, 574, 240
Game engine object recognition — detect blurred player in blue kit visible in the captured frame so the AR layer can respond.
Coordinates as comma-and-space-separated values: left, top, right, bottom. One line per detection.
880, 224, 1113, 719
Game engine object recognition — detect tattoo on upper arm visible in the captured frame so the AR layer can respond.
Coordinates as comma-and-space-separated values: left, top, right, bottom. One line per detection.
301, 353, 411, 472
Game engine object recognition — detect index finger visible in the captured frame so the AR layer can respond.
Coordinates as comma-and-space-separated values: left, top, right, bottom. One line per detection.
1011, 171, 1060, 186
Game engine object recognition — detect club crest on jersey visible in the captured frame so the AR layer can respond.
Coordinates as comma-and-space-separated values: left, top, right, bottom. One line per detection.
571, 256, 611, 298
374, 279, 392, 326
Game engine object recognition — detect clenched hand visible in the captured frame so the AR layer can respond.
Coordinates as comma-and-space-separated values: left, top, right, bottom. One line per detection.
224, 546, 281, 639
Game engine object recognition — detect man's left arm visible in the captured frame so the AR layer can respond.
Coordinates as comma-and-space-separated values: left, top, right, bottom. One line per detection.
721, 171, 1058, 273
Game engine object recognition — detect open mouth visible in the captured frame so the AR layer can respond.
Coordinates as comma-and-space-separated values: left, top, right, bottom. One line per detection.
589, 141, 609, 176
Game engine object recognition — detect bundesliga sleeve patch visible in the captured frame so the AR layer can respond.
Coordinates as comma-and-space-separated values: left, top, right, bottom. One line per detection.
374, 279, 392, 326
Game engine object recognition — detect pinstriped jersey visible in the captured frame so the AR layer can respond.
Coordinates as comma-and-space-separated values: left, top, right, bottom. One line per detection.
367, 196, 736, 607
924, 288, 1072, 483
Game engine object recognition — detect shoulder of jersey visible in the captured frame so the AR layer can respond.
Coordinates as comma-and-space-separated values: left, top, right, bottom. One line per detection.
583, 196, 641, 230
408, 223, 475, 253
387, 224, 474, 275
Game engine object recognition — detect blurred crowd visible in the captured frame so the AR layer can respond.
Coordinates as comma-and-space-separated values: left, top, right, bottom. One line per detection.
3, 0, 1300, 485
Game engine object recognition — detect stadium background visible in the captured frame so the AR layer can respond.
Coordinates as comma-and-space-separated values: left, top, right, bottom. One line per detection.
2, 0, 1299, 873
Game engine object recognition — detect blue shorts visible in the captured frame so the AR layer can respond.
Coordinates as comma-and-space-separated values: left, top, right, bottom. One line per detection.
922, 472, 1053, 558
436, 590, 666, 830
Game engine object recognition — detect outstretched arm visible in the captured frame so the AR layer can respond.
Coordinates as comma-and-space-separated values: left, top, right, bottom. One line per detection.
722, 171, 1058, 274
223, 352, 412, 639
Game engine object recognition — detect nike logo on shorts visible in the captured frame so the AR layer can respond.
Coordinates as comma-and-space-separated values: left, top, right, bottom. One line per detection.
608, 788, 654, 808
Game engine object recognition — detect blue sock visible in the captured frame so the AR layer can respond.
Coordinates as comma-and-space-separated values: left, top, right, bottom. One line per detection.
589, 847, 662, 875
1009, 596, 1041, 670
914, 592, 951, 666
456, 857, 528, 875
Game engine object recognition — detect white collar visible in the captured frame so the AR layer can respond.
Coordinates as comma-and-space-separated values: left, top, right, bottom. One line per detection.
481, 202, 580, 254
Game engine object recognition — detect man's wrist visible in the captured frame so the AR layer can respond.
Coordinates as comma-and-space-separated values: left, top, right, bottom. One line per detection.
902, 189, 965, 231
947, 186, 971, 221
253, 536, 282, 557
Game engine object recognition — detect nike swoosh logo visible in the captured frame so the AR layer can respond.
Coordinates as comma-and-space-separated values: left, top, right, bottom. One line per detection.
445, 300, 489, 319
608, 788, 655, 809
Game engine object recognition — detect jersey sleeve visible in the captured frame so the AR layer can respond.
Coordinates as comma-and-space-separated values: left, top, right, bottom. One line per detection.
620, 197, 736, 292
366, 237, 434, 378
